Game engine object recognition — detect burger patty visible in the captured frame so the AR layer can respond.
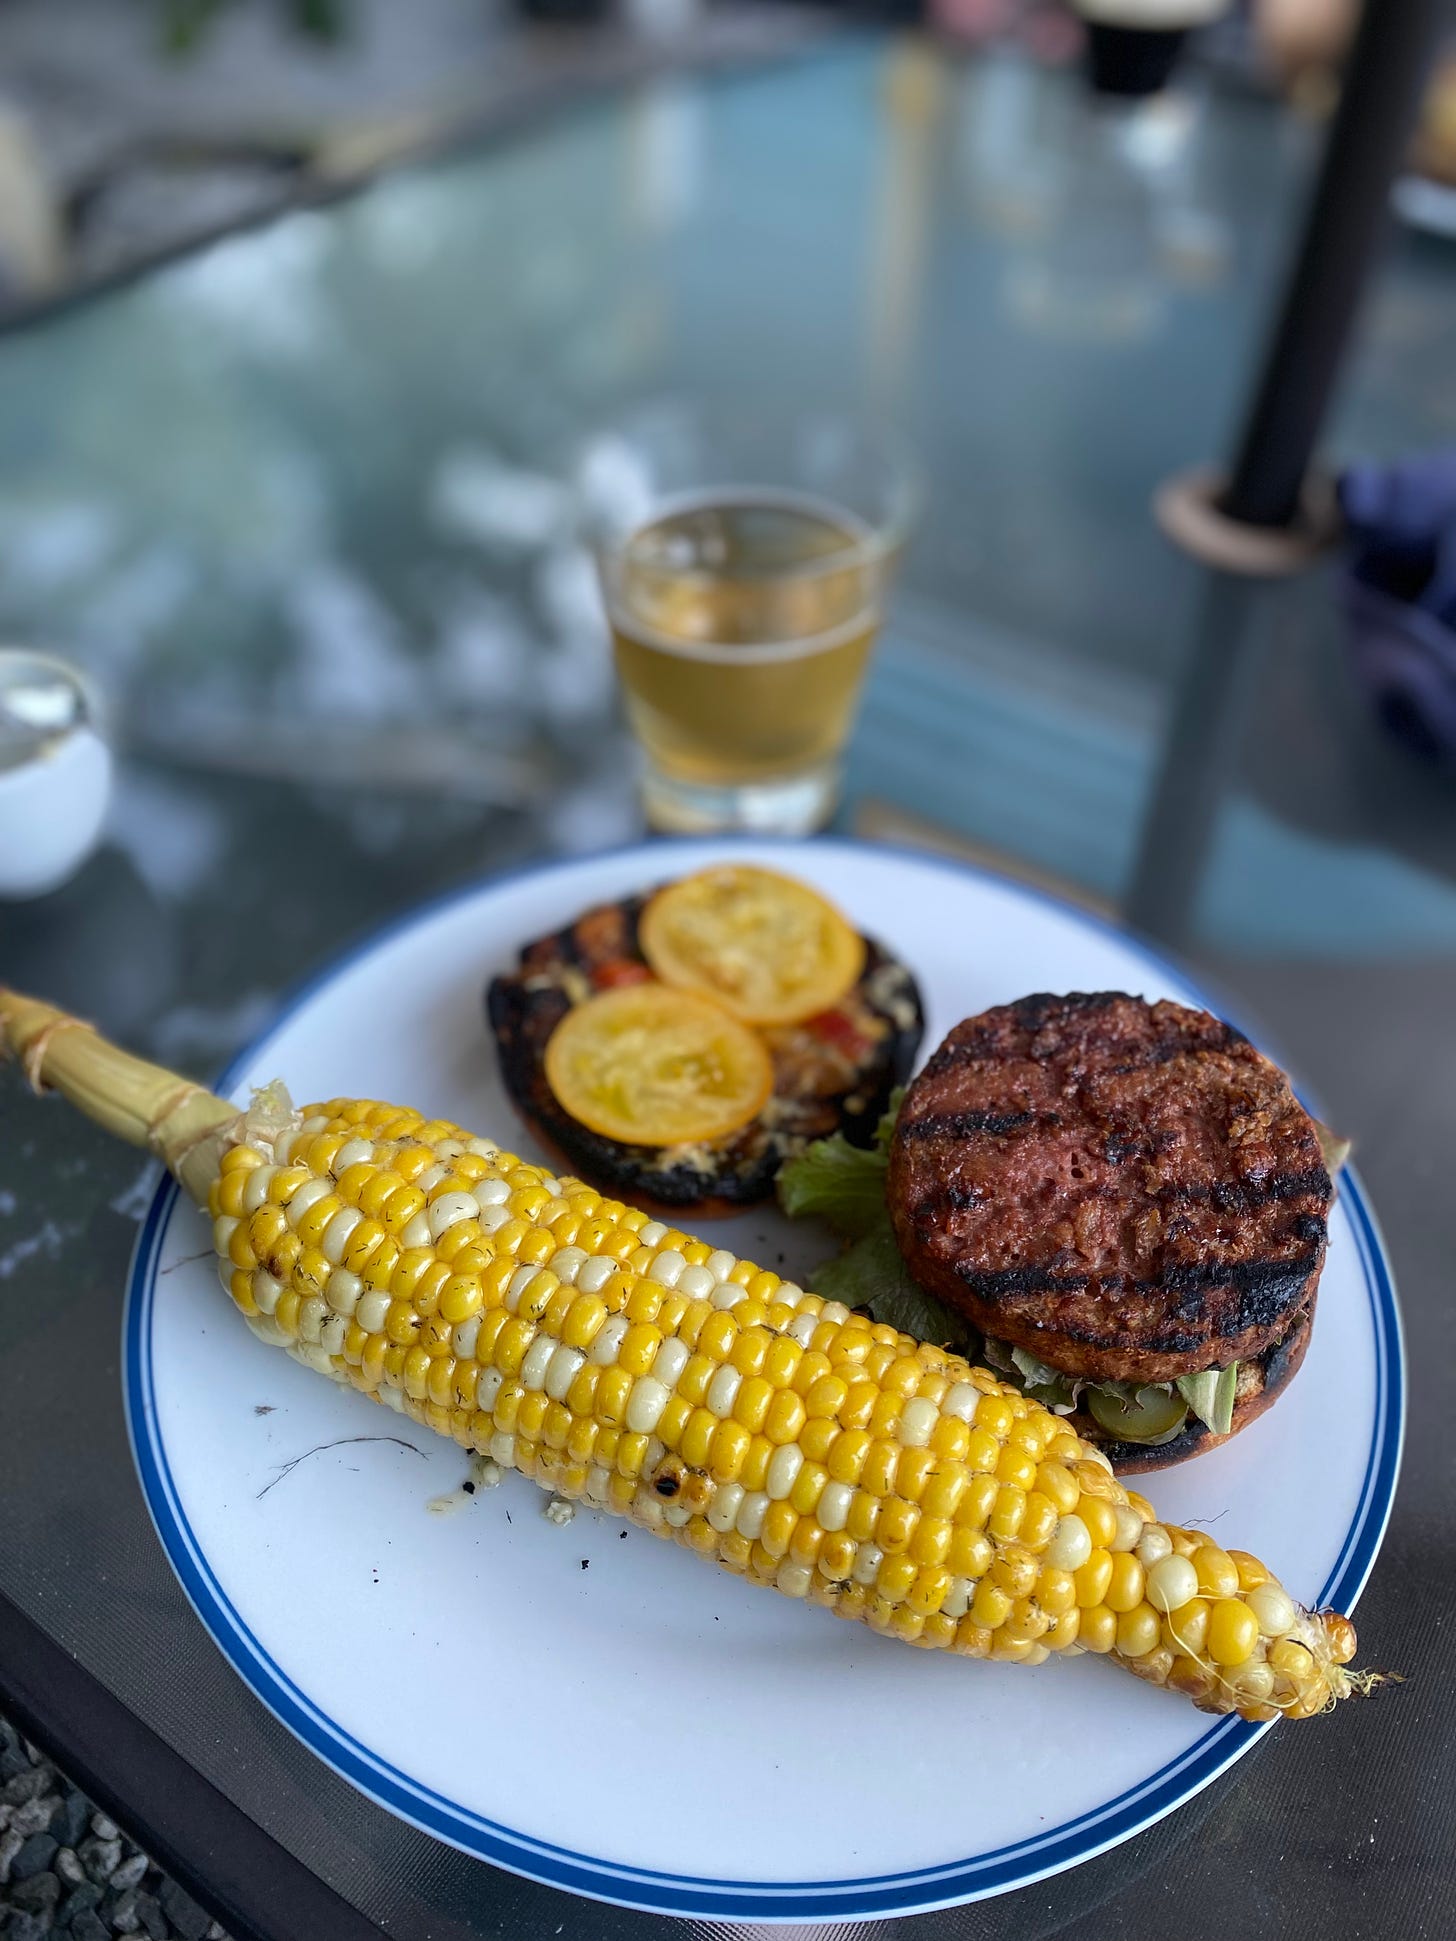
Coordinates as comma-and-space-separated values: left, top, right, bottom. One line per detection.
488, 892, 924, 1213
887, 992, 1331, 1385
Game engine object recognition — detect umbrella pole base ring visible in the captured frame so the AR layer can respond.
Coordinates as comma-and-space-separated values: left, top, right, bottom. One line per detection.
1154, 466, 1341, 577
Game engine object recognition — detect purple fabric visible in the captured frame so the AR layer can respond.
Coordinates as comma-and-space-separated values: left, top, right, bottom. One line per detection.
1339, 455, 1456, 763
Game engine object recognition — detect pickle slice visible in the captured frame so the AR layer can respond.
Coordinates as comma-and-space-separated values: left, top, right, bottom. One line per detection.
1087, 1385, 1189, 1446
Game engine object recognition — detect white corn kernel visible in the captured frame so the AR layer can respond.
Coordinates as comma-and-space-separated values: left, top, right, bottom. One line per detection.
1112, 1505, 1145, 1552
297, 1342, 335, 1376
852, 1542, 884, 1586
591, 1314, 630, 1366
1137, 1526, 1173, 1568
1147, 1553, 1200, 1615
285, 1179, 331, 1222
550, 1246, 588, 1285
1046, 1514, 1093, 1572
246, 1313, 290, 1347
706, 1249, 737, 1279
942, 1577, 972, 1619
545, 1346, 585, 1402
819, 1301, 850, 1326
416, 1164, 448, 1194
476, 1366, 503, 1410
765, 1444, 803, 1501
626, 1376, 669, 1434
251, 1271, 282, 1317
216, 1260, 234, 1294
401, 1214, 431, 1249
212, 1216, 238, 1254
241, 1167, 275, 1214
787, 1314, 819, 1348
898, 1396, 937, 1448
467, 1137, 499, 1159
506, 1265, 538, 1311
435, 1139, 465, 1160
776, 1562, 813, 1598
427, 1191, 478, 1240
585, 1465, 612, 1505
320, 1205, 363, 1265
577, 1258, 616, 1296
638, 1221, 668, 1247
651, 1250, 686, 1288
298, 1297, 327, 1344
520, 1335, 555, 1391
1247, 1583, 1296, 1638
474, 1176, 511, 1206
711, 1282, 745, 1311
706, 1366, 742, 1418
944, 1382, 980, 1422
452, 1316, 481, 1361
678, 1265, 715, 1300
356, 1291, 391, 1335
663, 1502, 692, 1527
325, 1268, 361, 1319
817, 1481, 854, 1532
736, 1491, 769, 1539
652, 1338, 690, 1389
333, 1138, 374, 1172
489, 1431, 515, 1465
319, 1314, 348, 1357
707, 1482, 744, 1533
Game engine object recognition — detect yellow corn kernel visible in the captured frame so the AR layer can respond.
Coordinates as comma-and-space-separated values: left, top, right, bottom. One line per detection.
1209, 1598, 1261, 1667
1230, 1549, 1270, 1593
1036, 1566, 1076, 1617
877, 1498, 919, 1553
846, 1490, 881, 1544
948, 1526, 992, 1579
1195, 1547, 1241, 1600
710, 1418, 751, 1483
1106, 1552, 1146, 1614
909, 1517, 952, 1570
764, 1389, 807, 1446
680, 1407, 717, 1469
678, 1352, 714, 1406
790, 1461, 827, 1517
997, 1445, 1038, 1493
1116, 1604, 1161, 1659
1078, 1495, 1117, 1550
991, 1543, 1039, 1598
928, 1415, 970, 1463
988, 1484, 1026, 1543
1075, 1550, 1114, 1609
1080, 1604, 1117, 1653
733, 1376, 773, 1433
1162, 1597, 1211, 1659
1046, 1607, 1081, 1651
970, 1580, 1011, 1631
896, 1446, 936, 1503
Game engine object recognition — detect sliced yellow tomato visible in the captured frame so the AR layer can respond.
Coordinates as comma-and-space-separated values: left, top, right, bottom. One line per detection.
639, 865, 865, 1027
544, 983, 774, 1148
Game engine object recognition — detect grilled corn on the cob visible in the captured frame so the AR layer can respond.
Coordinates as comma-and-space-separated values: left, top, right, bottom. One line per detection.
0, 989, 1365, 1723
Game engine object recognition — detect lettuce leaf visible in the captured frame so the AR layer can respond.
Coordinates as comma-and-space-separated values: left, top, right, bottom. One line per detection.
776, 1088, 904, 1239
812, 1228, 977, 1353
776, 1134, 890, 1238
1176, 1363, 1239, 1437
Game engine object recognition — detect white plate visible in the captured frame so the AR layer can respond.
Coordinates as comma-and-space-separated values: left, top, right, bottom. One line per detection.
124, 838, 1403, 1921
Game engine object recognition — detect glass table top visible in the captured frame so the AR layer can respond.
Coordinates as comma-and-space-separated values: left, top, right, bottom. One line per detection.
0, 32, 1450, 1940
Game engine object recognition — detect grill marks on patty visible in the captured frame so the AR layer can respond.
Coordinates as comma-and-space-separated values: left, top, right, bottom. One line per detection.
887, 992, 1332, 1386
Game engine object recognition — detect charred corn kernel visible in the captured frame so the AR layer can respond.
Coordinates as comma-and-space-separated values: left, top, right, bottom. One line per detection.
1106, 1553, 1146, 1614
1195, 1547, 1241, 1600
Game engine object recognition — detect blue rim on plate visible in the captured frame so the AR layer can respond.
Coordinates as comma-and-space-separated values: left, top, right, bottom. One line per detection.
121, 839, 1406, 1921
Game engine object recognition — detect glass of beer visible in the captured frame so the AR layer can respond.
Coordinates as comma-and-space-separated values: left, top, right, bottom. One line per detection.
583, 405, 916, 834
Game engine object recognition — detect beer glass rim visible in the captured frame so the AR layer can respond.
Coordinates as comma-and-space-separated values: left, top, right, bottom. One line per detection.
577, 404, 920, 588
